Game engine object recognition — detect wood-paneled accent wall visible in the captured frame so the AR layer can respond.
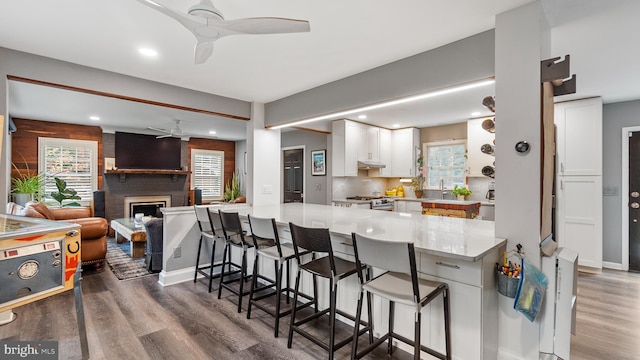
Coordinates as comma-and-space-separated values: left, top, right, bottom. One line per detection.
187, 137, 236, 191
10, 118, 104, 189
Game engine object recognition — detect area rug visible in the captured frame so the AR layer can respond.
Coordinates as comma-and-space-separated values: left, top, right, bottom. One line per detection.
105, 239, 154, 280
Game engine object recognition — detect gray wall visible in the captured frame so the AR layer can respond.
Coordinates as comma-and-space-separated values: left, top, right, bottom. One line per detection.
602, 100, 640, 264
265, 30, 495, 128
281, 130, 330, 205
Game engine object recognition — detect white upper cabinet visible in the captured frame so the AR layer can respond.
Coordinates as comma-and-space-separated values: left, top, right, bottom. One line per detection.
366, 126, 381, 162
555, 97, 603, 176
332, 120, 359, 176
370, 128, 392, 177
467, 117, 495, 177
391, 128, 420, 177
333, 120, 415, 177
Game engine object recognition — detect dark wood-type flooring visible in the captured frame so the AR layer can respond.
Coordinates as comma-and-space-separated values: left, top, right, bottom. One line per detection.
1, 265, 638, 359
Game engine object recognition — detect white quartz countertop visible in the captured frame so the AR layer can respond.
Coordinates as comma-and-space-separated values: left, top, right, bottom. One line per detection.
193, 203, 505, 262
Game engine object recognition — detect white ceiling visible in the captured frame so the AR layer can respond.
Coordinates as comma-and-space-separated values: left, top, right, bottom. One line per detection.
2, 0, 640, 140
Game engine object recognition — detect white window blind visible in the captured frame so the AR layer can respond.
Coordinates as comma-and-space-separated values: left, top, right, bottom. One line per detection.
191, 149, 224, 200
424, 140, 467, 189
38, 138, 98, 202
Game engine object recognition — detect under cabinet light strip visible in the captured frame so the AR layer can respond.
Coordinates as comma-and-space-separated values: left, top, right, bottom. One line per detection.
268, 78, 495, 130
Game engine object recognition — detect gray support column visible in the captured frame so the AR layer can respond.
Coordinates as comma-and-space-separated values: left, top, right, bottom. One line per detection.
246, 102, 281, 206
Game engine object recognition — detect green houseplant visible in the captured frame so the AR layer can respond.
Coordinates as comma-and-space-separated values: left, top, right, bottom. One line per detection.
11, 161, 44, 205
411, 154, 425, 198
50, 177, 82, 207
451, 184, 472, 200
223, 170, 242, 202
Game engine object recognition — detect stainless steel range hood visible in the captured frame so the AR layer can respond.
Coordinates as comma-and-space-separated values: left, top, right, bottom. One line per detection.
357, 161, 386, 169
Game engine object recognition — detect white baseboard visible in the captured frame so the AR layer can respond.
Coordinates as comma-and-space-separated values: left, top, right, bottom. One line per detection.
158, 267, 197, 287
158, 264, 224, 287
602, 261, 624, 270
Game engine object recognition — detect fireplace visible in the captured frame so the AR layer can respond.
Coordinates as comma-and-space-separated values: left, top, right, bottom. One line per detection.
124, 196, 172, 218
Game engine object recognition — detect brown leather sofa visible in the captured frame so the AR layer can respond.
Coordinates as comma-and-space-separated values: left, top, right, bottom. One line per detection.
21, 201, 108, 267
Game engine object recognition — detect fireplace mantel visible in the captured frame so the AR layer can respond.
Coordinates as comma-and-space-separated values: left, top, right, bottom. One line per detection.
105, 169, 189, 182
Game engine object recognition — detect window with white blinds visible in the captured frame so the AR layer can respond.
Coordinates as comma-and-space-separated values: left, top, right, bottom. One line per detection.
424, 140, 467, 189
38, 138, 98, 203
191, 149, 224, 200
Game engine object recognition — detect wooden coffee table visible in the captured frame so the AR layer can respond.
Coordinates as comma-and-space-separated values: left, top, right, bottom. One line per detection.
110, 218, 147, 258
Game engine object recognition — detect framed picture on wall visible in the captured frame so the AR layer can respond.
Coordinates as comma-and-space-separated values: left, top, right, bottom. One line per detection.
311, 149, 326, 176
104, 157, 115, 170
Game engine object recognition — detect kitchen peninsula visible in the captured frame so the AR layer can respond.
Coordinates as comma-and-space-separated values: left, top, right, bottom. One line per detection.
161, 203, 506, 359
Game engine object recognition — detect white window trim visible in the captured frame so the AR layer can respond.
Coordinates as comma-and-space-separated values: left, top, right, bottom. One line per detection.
191, 149, 225, 202
38, 137, 98, 205
423, 139, 467, 190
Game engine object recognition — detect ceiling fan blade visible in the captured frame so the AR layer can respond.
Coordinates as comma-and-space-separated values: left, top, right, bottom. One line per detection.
148, 126, 170, 133
156, 134, 172, 139
194, 40, 214, 64
136, 0, 204, 33
221, 17, 310, 35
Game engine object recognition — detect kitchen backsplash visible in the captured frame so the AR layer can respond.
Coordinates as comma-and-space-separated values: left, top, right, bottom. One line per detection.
332, 175, 391, 199
332, 175, 495, 201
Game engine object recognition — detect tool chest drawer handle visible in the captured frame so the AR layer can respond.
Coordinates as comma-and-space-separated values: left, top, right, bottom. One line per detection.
436, 261, 460, 269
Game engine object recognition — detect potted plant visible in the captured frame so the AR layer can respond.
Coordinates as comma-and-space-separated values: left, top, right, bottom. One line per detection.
223, 170, 242, 202
11, 161, 44, 206
411, 154, 425, 198
411, 177, 424, 198
50, 177, 82, 207
451, 184, 472, 200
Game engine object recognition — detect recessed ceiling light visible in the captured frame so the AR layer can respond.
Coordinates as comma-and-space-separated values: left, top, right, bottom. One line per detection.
471, 112, 481, 117
209, 131, 217, 135
358, 115, 367, 119
89, 116, 100, 121
139, 48, 158, 57
392, 124, 400, 128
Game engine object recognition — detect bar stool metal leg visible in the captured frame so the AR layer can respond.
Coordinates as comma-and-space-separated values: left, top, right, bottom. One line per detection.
194, 234, 203, 283
246, 250, 260, 320
287, 268, 302, 348
207, 239, 217, 292
328, 279, 337, 360
444, 287, 452, 359
218, 243, 229, 299
388, 301, 395, 355
273, 261, 284, 336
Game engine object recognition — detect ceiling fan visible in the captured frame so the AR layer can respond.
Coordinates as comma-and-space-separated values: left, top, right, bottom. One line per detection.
137, 0, 311, 64
148, 119, 188, 138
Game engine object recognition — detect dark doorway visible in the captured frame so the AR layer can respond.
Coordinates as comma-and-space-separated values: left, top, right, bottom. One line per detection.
629, 131, 640, 271
283, 148, 304, 203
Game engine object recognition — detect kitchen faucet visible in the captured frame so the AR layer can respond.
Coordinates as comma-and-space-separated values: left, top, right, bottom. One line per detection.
439, 178, 446, 199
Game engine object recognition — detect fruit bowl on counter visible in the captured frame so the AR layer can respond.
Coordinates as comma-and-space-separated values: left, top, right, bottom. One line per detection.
385, 186, 404, 197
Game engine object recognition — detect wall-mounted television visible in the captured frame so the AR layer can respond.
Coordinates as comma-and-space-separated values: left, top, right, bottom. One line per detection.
115, 132, 181, 170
